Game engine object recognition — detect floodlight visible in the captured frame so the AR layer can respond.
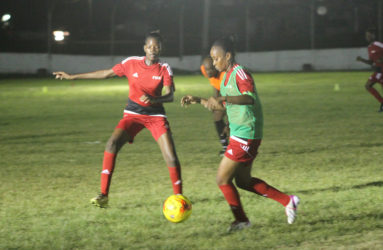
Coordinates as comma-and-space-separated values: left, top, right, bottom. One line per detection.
1, 14, 11, 22
317, 6, 327, 16
53, 30, 70, 42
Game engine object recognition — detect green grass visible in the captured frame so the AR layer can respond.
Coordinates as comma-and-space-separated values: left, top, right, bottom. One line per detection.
0, 72, 383, 249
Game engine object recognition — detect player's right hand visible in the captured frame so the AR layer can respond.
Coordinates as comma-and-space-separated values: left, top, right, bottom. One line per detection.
53, 71, 72, 80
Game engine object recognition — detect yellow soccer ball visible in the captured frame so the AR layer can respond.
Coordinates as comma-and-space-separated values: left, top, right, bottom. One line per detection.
163, 194, 192, 223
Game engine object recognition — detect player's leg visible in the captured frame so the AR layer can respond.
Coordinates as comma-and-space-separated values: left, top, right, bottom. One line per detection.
365, 78, 383, 111
235, 164, 300, 224
217, 157, 250, 232
379, 82, 383, 112
157, 131, 182, 194
101, 128, 132, 193
213, 110, 228, 156
91, 128, 132, 207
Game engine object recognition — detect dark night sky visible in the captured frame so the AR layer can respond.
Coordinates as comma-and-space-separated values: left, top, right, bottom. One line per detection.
0, 0, 381, 56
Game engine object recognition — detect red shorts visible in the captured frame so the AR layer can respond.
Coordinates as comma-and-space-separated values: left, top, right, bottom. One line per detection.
115, 112, 170, 142
369, 72, 383, 84
224, 136, 262, 163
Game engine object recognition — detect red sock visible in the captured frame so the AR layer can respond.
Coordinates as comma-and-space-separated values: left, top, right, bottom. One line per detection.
367, 88, 383, 103
100, 151, 116, 196
219, 184, 248, 222
168, 166, 182, 194
248, 178, 290, 206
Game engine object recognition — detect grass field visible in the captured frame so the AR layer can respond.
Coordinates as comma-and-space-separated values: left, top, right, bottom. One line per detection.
0, 71, 382, 249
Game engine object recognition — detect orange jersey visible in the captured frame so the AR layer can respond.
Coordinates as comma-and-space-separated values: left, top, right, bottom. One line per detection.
200, 65, 225, 90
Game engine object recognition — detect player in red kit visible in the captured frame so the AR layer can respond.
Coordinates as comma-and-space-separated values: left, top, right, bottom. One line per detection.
53, 31, 182, 208
356, 28, 383, 112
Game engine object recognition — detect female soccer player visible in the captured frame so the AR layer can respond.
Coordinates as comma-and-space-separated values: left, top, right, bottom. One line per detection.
200, 56, 228, 156
53, 31, 182, 208
356, 28, 383, 112
181, 37, 300, 232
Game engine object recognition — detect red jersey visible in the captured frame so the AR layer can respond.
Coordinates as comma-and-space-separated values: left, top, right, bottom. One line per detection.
222, 64, 254, 94
112, 56, 174, 115
368, 41, 383, 68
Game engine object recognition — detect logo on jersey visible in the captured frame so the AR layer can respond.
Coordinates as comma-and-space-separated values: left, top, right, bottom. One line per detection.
227, 149, 233, 155
101, 169, 110, 175
152, 76, 161, 80
371, 50, 376, 54
133, 72, 138, 78
240, 144, 250, 153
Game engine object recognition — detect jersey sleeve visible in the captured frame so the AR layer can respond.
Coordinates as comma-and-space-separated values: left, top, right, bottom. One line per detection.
112, 58, 131, 77
369, 42, 383, 62
235, 68, 254, 94
162, 63, 175, 89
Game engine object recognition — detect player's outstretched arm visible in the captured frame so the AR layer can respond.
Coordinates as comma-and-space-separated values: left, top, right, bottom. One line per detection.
356, 56, 373, 65
53, 68, 116, 80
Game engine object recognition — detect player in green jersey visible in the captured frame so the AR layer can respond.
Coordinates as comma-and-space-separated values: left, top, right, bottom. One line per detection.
181, 37, 300, 232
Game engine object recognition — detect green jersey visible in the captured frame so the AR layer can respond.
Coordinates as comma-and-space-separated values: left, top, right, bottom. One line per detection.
220, 65, 263, 139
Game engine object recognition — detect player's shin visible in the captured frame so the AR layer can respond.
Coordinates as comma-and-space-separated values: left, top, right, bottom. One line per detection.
219, 183, 248, 222
248, 178, 290, 206
168, 166, 182, 194
100, 151, 117, 196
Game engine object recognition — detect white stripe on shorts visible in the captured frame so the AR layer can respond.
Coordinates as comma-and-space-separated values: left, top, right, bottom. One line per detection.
230, 135, 248, 145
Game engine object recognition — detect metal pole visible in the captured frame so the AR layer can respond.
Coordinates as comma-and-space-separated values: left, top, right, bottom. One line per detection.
201, 0, 210, 55
245, 7, 250, 51
88, 0, 93, 31
378, 0, 382, 41
310, 0, 315, 49
179, 2, 185, 59
110, 0, 118, 56
47, 0, 56, 72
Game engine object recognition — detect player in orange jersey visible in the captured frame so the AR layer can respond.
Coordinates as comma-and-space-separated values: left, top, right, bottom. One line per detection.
200, 56, 229, 155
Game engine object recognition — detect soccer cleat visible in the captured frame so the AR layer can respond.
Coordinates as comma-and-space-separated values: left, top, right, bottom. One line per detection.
285, 195, 300, 224
227, 220, 251, 233
379, 103, 383, 112
90, 193, 109, 208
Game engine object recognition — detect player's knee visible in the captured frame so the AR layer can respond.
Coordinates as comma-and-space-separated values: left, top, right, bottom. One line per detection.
235, 179, 249, 190
105, 137, 119, 153
365, 82, 374, 90
216, 175, 228, 186
164, 154, 179, 167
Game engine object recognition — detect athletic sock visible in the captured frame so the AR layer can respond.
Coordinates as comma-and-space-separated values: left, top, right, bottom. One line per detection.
219, 184, 248, 222
248, 178, 290, 206
100, 151, 116, 196
367, 88, 383, 103
168, 166, 182, 194
214, 120, 228, 149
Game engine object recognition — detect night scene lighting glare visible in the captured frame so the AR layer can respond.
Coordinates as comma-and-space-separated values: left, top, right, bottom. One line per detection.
1, 13, 11, 22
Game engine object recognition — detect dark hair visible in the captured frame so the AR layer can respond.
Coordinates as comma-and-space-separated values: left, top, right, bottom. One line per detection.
145, 30, 163, 44
212, 35, 236, 58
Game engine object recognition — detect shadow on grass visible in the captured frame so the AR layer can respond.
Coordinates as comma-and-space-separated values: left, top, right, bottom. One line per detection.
297, 181, 383, 195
